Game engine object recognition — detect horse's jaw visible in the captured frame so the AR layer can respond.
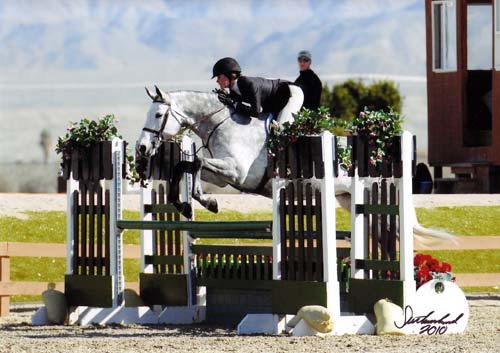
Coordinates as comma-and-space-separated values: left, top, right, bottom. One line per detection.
136, 131, 155, 158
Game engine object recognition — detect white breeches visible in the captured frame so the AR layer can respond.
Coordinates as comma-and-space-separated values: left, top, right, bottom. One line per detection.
277, 84, 304, 125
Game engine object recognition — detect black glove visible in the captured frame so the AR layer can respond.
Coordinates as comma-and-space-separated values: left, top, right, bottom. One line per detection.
214, 89, 234, 106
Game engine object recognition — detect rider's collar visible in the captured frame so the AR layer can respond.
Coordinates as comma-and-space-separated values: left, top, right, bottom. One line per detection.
231, 79, 241, 95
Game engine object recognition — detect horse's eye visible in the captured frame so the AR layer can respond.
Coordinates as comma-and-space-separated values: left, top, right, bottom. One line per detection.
155, 112, 163, 118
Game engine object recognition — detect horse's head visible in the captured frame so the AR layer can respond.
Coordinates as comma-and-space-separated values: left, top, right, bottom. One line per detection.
136, 86, 183, 158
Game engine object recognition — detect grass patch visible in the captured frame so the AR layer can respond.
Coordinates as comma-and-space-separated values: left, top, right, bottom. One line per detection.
416, 206, 500, 236
0, 211, 66, 243
3, 207, 500, 303
462, 286, 500, 293
425, 250, 500, 273
10, 257, 140, 283
2, 206, 497, 245
11, 295, 42, 302
11, 257, 66, 282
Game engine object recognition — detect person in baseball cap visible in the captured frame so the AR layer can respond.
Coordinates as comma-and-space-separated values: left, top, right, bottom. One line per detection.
295, 50, 322, 110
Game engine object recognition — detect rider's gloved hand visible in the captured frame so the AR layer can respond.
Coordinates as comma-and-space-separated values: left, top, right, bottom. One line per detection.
216, 90, 234, 107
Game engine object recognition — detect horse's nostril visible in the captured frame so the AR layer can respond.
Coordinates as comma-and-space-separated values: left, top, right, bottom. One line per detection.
139, 145, 147, 155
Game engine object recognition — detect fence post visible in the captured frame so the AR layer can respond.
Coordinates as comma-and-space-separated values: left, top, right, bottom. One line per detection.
109, 137, 124, 306
180, 136, 195, 306
350, 165, 365, 280
320, 132, 340, 319
140, 183, 154, 274
272, 178, 286, 280
66, 177, 78, 275
0, 255, 10, 316
399, 131, 416, 307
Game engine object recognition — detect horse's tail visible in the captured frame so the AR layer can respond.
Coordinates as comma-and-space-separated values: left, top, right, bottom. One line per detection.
411, 207, 456, 248
413, 222, 456, 248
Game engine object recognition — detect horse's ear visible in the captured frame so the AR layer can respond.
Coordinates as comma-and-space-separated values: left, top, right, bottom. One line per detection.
145, 87, 155, 101
155, 85, 170, 105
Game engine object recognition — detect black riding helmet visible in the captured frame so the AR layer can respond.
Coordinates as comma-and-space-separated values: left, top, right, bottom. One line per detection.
212, 57, 241, 79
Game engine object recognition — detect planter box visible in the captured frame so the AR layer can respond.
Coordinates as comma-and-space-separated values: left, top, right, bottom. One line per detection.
267, 134, 416, 179
139, 273, 188, 306
65, 274, 113, 308
61, 141, 117, 181
143, 142, 182, 181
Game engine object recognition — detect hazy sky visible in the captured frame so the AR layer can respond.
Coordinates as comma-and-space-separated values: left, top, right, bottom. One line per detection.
0, 0, 430, 163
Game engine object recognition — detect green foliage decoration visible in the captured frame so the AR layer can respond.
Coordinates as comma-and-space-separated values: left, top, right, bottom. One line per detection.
352, 108, 403, 167
55, 115, 139, 184
267, 106, 403, 172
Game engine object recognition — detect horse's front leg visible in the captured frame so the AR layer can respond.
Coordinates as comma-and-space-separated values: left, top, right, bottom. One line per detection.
168, 159, 201, 219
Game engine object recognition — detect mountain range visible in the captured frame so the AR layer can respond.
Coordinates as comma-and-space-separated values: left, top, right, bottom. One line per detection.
0, 0, 428, 163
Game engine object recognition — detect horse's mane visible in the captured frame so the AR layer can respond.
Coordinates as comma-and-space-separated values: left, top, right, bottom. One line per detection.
169, 89, 226, 113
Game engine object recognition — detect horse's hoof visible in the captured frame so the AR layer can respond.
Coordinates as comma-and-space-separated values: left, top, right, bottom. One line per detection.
180, 203, 193, 219
206, 198, 218, 213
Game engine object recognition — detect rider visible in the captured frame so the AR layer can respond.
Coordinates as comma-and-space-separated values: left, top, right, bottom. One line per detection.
212, 57, 304, 125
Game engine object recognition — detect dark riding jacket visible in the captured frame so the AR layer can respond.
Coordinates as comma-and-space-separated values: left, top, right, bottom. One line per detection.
294, 69, 322, 110
229, 76, 291, 118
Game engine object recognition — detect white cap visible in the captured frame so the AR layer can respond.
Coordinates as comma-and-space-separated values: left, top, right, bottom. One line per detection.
297, 50, 312, 60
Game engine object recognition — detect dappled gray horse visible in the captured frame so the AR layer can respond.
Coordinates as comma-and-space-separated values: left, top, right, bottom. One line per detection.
136, 86, 275, 218
136, 86, 453, 245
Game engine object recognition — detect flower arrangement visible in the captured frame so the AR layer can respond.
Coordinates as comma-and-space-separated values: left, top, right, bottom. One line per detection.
266, 106, 403, 172
266, 106, 351, 158
352, 108, 403, 167
414, 253, 455, 289
56, 115, 139, 183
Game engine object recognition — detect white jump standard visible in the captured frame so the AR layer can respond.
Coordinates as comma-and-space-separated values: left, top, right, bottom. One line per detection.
59, 132, 428, 334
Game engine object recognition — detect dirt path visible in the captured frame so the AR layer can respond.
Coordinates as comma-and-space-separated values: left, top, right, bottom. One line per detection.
0, 296, 499, 353
2, 193, 500, 219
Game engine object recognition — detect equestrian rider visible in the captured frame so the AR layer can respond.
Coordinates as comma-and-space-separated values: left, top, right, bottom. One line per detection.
212, 57, 304, 125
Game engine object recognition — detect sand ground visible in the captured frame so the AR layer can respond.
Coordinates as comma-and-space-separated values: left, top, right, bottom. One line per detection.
2, 193, 500, 219
1, 193, 499, 352
0, 295, 498, 353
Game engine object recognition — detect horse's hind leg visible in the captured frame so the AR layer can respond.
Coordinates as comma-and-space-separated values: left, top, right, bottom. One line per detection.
191, 156, 245, 214
191, 163, 219, 213
187, 156, 243, 214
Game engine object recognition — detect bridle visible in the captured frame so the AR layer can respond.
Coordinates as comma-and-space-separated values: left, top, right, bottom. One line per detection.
141, 98, 228, 157
141, 99, 173, 140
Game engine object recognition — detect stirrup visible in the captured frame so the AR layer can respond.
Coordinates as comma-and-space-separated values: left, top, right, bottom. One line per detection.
265, 114, 274, 136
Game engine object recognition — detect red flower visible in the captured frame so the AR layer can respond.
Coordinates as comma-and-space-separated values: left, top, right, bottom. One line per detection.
414, 253, 425, 267
428, 258, 440, 272
422, 254, 433, 264
416, 266, 430, 282
441, 262, 452, 273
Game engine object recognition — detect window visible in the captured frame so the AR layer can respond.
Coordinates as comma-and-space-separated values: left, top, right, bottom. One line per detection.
495, 0, 500, 69
432, 0, 457, 72
468, 4, 492, 70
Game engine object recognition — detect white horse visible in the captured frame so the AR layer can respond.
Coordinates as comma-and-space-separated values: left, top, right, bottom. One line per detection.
136, 86, 452, 245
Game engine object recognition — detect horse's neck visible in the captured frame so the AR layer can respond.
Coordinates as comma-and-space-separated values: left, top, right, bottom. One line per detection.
171, 91, 227, 140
